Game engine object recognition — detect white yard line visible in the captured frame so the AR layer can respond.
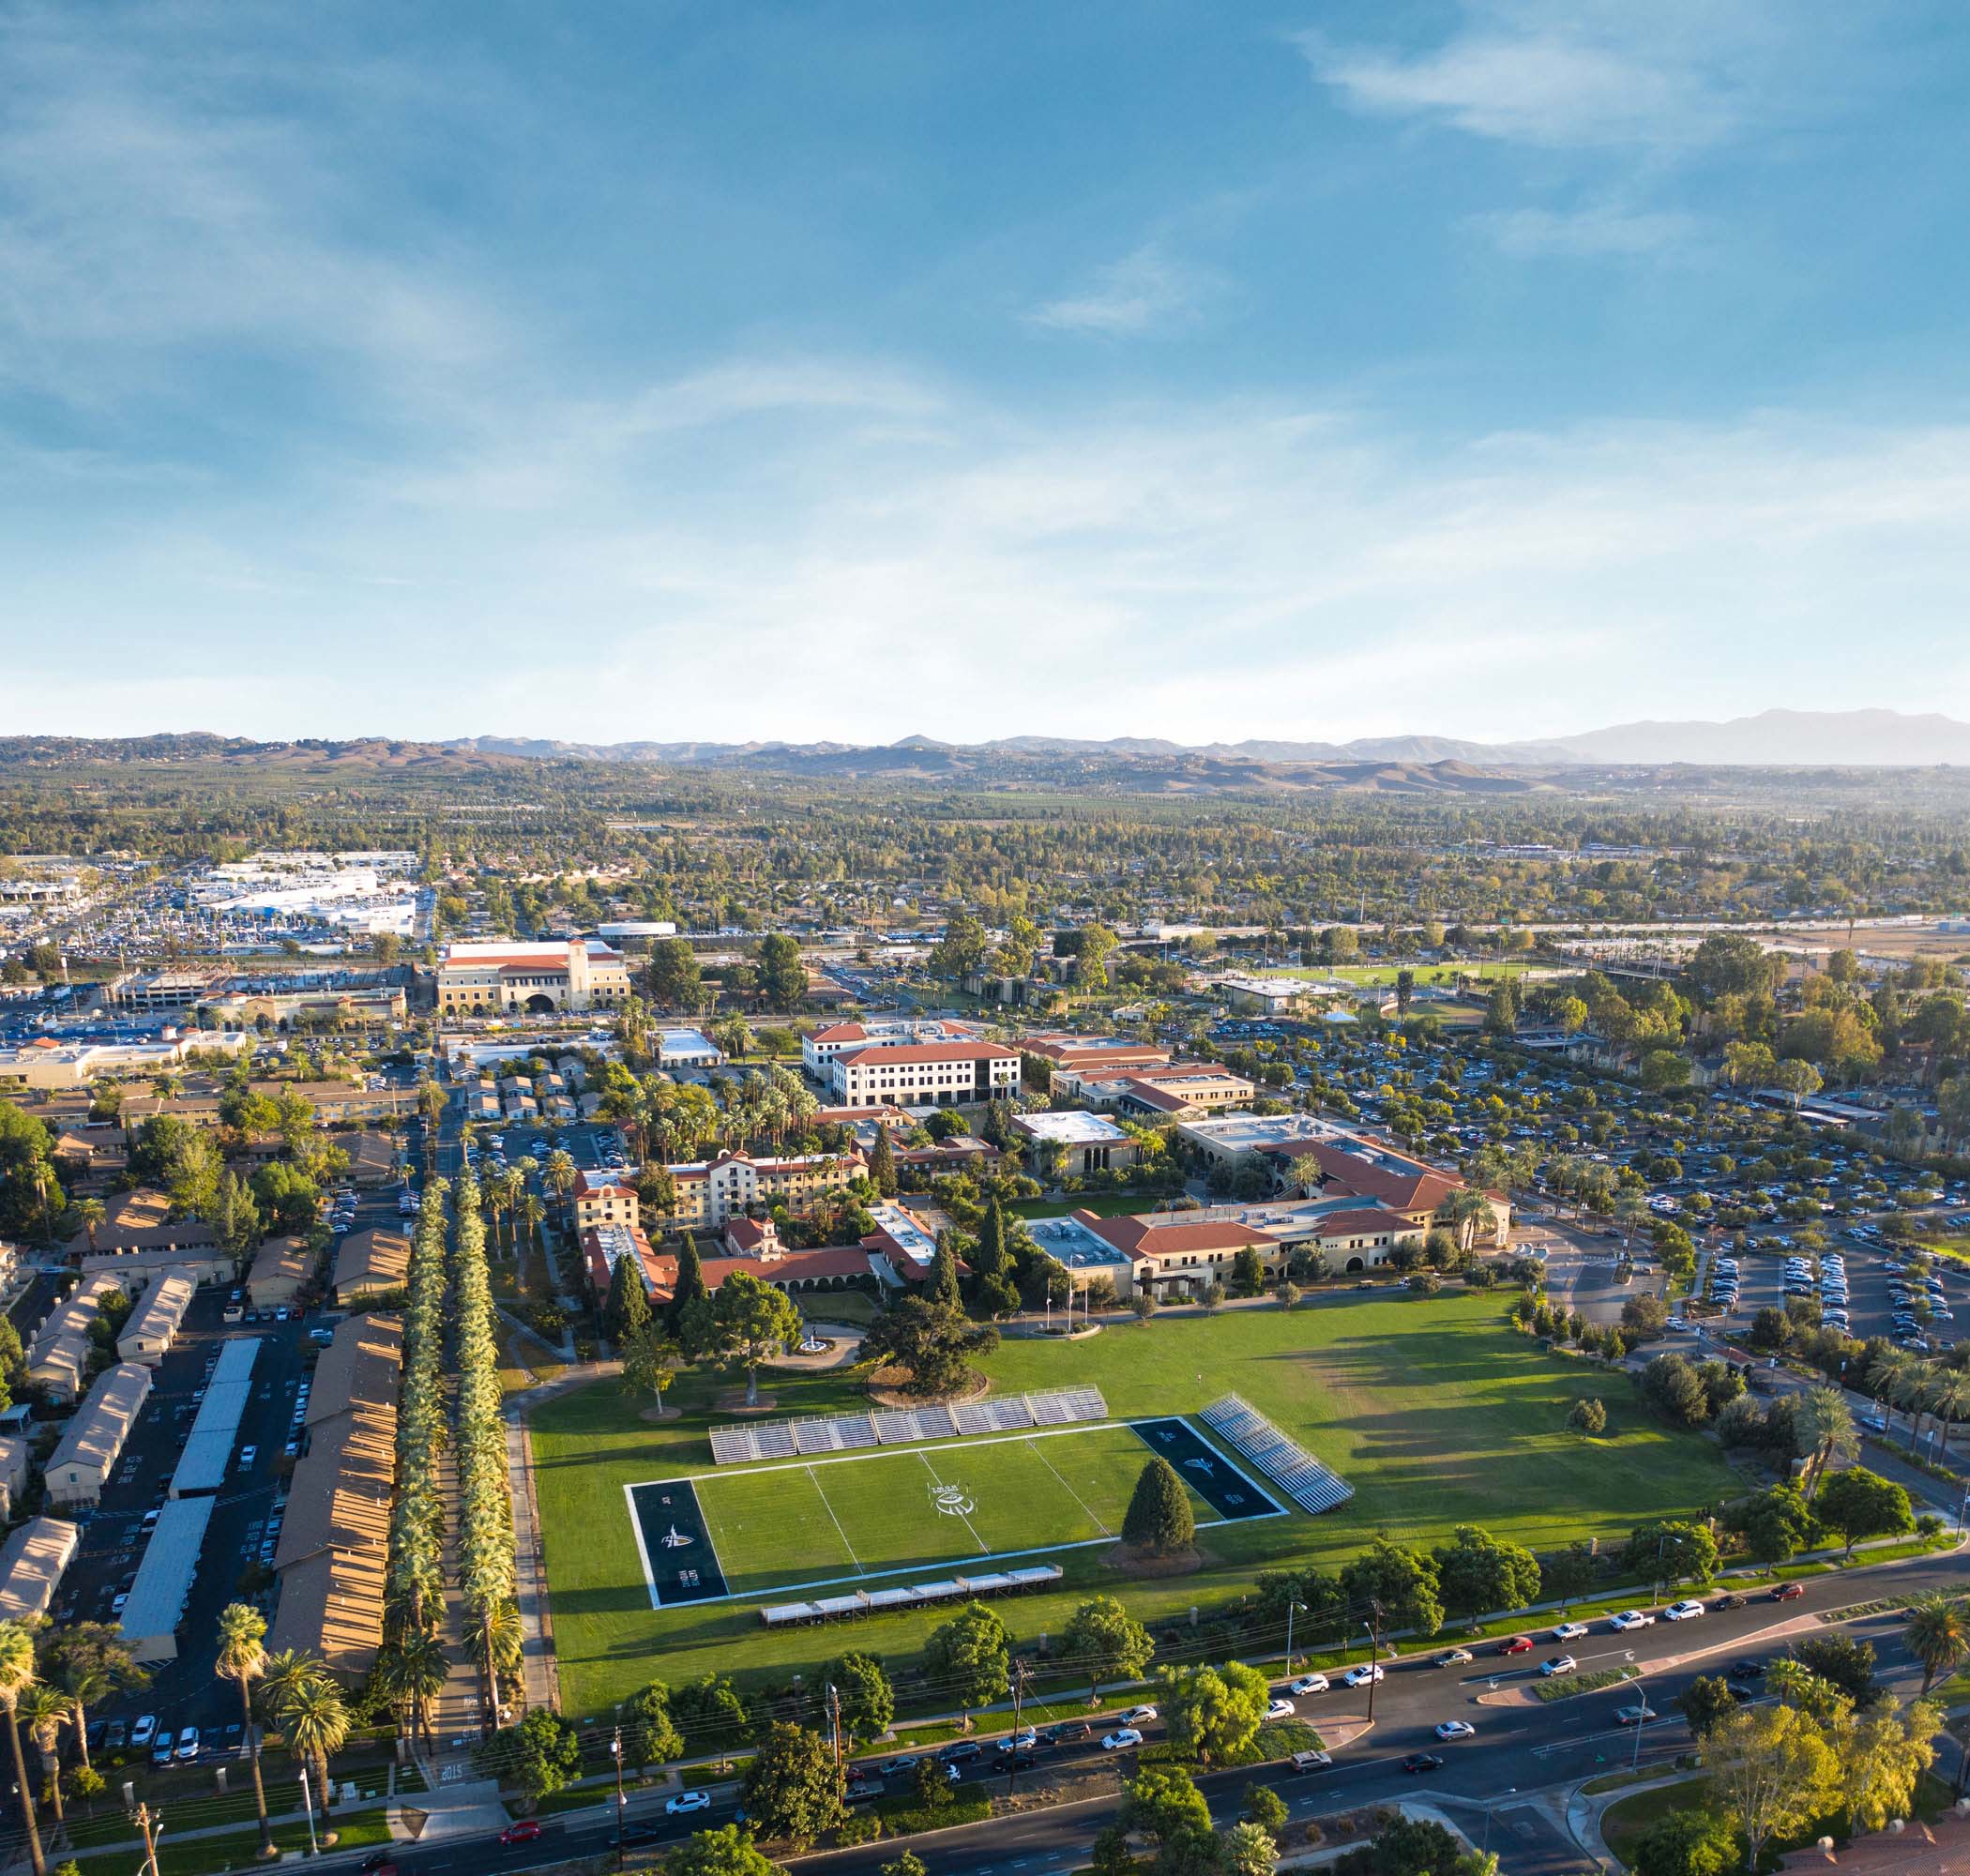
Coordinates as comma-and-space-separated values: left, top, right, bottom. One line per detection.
1025, 1435, 1113, 1537
917, 1448, 992, 1555
807, 1463, 866, 1572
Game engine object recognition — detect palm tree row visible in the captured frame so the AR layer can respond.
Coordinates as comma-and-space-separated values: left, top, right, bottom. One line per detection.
1862, 1344, 1970, 1460
384, 1182, 451, 1655
450, 1171, 523, 1721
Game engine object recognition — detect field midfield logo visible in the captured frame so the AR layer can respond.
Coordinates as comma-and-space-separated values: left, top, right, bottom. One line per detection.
931, 1482, 977, 1518
659, 1523, 695, 1550
1183, 1456, 1216, 1475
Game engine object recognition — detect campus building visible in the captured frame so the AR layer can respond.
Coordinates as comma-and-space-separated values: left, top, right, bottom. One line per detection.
434, 936, 633, 1016
1049, 1061, 1254, 1119
801, 1018, 984, 1079
826, 1039, 1021, 1110
659, 1146, 867, 1232
572, 1170, 640, 1234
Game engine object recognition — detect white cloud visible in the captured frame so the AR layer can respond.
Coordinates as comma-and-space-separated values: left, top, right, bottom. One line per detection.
8, 369, 1970, 746
1298, 2, 1797, 152
1028, 242, 1221, 337
1471, 204, 1703, 258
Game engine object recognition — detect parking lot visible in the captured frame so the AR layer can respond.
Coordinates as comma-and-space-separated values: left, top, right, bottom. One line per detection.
1697, 1233, 1969, 1353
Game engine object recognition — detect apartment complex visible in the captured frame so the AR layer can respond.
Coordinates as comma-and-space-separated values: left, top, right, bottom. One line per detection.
46, 1362, 153, 1507
434, 936, 633, 1016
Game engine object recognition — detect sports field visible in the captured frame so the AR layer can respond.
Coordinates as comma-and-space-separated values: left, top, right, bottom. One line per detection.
531, 1292, 1741, 1717
629, 1418, 1276, 1605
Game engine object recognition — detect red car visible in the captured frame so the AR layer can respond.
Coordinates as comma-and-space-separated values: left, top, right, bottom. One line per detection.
1769, 1582, 1805, 1602
1498, 1635, 1534, 1656
500, 1820, 543, 1845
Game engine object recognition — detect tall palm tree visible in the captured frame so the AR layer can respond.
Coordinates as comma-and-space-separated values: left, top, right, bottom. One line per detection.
1928, 1367, 1970, 1460
375, 1632, 447, 1754
215, 1603, 273, 1857
0, 1621, 47, 1876
38, 1624, 142, 1778
463, 1597, 522, 1721
515, 1194, 544, 1259
1797, 1385, 1858, 1496
76, 1199, 105, 1256
1903, 1594, 1970, 1694
16, 1686, 68, 1826
273, 1668, 349, 1846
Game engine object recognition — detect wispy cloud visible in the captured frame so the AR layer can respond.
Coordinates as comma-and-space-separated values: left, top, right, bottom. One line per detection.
1470, 203, 1703, 258
1028, 242, 1222, 337
1296, 2, 1796, 152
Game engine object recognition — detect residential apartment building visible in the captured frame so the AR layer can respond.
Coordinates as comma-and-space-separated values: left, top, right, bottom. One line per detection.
434, 936, 633, 1016
0, 1518, 80, 1625
46, 1362, 152, 1507
826, 1040, 1021, 1110
116, 1274, 197, 1365
661, 1147, 867, 1231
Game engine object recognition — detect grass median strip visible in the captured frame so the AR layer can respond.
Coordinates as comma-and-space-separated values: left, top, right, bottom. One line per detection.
1532, 1664, 1640, 1702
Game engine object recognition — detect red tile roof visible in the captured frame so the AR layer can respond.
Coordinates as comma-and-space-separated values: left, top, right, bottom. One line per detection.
836, 1042, 1020, 1066
1077, 1210, 1281, 1259
1307, 1142, 1461, 1214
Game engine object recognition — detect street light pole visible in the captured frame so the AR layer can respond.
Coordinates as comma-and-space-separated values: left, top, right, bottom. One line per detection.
298, 1769, 318, 1858
1286, 1600, 1306, 1672
1364, 1601, 1385, 1725
611, 1728, 626, 1868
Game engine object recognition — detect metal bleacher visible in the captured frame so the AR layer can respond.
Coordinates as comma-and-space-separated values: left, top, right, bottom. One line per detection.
709, 1385, 1109, 1466
1200, 1393, 1354, 1515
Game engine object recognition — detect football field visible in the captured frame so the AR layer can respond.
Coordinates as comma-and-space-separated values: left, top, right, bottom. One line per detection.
628, 1417, 1280, 1606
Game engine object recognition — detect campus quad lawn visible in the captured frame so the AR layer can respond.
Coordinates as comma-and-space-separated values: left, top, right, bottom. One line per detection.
533, 1292, 1739, 1718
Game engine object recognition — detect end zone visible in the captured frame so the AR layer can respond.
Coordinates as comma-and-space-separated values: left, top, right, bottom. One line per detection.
626, 1478, 730, 1609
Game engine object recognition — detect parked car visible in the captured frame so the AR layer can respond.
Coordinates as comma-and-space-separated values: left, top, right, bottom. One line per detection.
130, 1715, 158, 1747
104, 1719, 128, 1751
175, 1727, 201, 1762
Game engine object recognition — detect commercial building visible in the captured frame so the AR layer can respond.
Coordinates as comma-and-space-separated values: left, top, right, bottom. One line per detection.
1010, 1110, 1142, 1176
118, 1496, 216, 1663
1017, 1036, 1170, 1073
248, 1236, 315, 1309
661, 1146, 867, 1232
801, 1018, 983, 1079
331, 1228, 410, 1307
0, 1518, 80, 1624
268, 1313, 401, 1681
116, 1274, 197, 1365
1051, 1061, 1254, 1119
434, 937, 633, 1016
572, 1170, 640, 1234
1213, 976, 1309, 1016
46, 1362, 153, 1506
826, 1040, 1021, 1110
172, 1336, 260, 1498
655, 1028, 723, 1069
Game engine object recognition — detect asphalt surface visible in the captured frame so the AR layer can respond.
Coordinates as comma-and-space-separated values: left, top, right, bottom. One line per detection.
345, 1548, 1970, 1876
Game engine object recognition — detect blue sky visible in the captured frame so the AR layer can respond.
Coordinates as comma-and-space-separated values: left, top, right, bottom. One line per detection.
4, 0, 1968, 746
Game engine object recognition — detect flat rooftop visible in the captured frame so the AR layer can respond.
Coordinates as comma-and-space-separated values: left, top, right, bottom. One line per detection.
170, 1337, 260, 1497
1014, 1111, 1131, 1145
1023, 1214, 1133, 1269
866, 1202, 938, 1269
1178, 1112, 1338, 1153
119, 1496, 215, 1652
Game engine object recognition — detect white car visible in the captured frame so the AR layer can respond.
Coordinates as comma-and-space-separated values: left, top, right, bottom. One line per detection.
1553, 1622, 1589, 1642
1120, 1705, 1158, 1726
1288, 1673, 1329, 1696
1664, 1600, 1706, 1622
1540, 1656, 1577, 1677
1342, 1665, 1384, 1688
1610, 1611, 1656, 1631
666, 1790, 711, 1816
1265, 1699, 1296, 1719
1433, 1720, 1476, 1741
996, 1729, 1037, 1753
1101, 1728, 1144, 1751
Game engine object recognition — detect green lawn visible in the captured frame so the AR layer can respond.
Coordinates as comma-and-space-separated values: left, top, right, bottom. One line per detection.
534, 1293, 1739, 1717
1599, 1780, 1708, 1868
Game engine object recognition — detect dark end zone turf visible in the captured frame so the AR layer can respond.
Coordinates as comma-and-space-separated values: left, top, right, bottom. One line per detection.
1131, 1417, 1281, 1521
629, 1478, 730, 1607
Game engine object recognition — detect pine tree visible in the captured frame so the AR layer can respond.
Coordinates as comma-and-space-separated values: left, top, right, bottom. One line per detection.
1121, 1457, 1194, 1554
976, 1197, 1009, 1279
667, 1234, 708, 1337
927, 1235, 963, 1309
870, 1127, 897, 1198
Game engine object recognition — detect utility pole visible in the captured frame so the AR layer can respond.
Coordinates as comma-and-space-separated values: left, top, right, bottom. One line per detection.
826, 1682, 843, 1771
131, 1801, 162, 1876
1285, 1600, 1306, 1672
1007, 1659, 1031, 1797
611, 1728, 627, 1868
1364, 1600, 1385, 1725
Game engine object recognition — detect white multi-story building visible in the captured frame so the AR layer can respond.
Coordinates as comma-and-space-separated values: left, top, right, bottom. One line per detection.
435, 937, 633, 1016
826, 1040, 1020, 1109
801, 1018, 982, 1080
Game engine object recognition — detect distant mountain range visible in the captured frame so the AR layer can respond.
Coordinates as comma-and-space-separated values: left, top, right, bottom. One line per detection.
447, 708, 1970, 770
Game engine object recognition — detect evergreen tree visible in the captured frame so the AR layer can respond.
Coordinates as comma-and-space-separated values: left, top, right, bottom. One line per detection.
870, 1127, 897, 1198
667, 1234, 709, 1338
604, 1250, 652, 1343
926, 1234, 963, 1309
975, 1196, 1009, 1280
1121, 1457, 1194, 1554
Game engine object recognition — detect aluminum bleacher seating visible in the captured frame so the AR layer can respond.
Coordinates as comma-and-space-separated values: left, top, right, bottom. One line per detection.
1201, 1392, 1353, 1515
710, 1386, 1111, 1465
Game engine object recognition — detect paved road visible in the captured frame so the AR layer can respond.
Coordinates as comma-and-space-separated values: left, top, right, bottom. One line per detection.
356, 1547, 1970, 1876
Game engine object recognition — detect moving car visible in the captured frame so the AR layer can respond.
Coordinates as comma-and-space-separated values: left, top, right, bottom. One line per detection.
665, 1791, 711, 1816
1614, 1705, 1658, 1726
1342, 1664, 1384, 1687
1120, 1705, 1159, 1725
1101, 1728, 1144, 1751
1610, 1610, 1656, 1631
1539, 1657, 1577, 1678
1498, 1636, 1534, 1656
1402, 1753, 1445, 1775
499, 1821, 542, 1845
1553, 1623, 1589, 1642
1433, 1720, 1476, 1741
1288, 1673, 1329, 1695
1290, 1749, 1333, 1772
938, 1742, 982, 1764
1664, 1600, 1705, 1622
1265, 1699, 1296, 1719
1770, 1581, 1805, 1601
358, 1855, 401, 1876
996, 1729, 1038, 1753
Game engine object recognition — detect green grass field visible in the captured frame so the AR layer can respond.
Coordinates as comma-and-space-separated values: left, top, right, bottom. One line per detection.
534, 1292, 1739, 1717
689, 1426, 1223, 1597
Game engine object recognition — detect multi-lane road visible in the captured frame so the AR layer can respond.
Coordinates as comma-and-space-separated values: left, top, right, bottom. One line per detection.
345, 1547, 1968, 1876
